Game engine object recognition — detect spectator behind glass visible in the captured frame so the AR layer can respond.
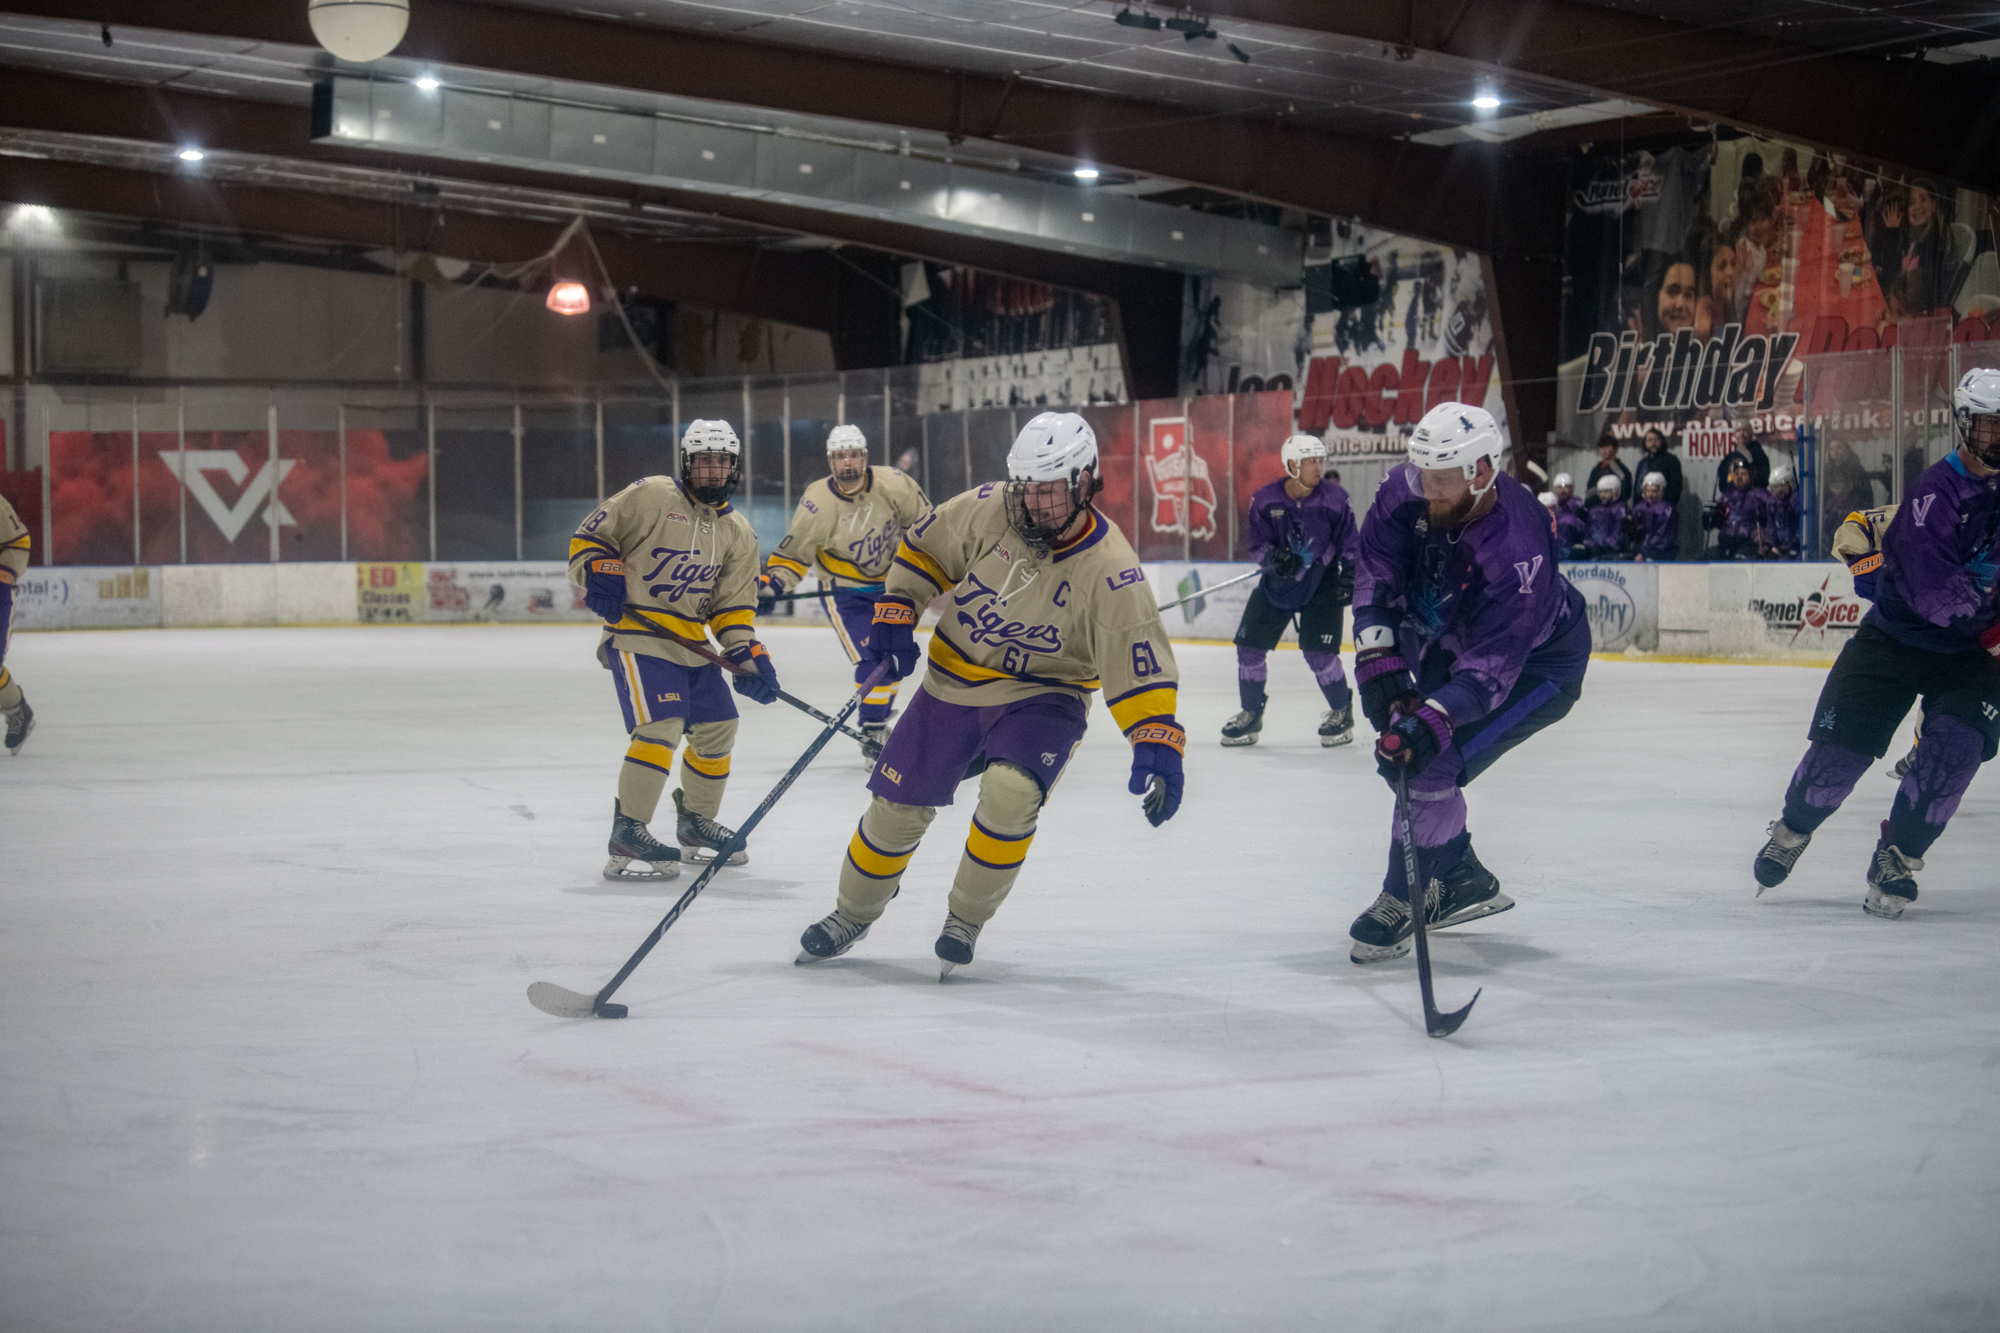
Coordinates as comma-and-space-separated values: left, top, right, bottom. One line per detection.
1716, 422, 1771, 491
1632, 473, 1678, 561
1586, 430, 1634, 503
1584, 473, 1632, 559
1635, 426, 1684, 506
1759, 464, 1801, 559
1820, 435, 1878, 543
1710, 458, 1764, 559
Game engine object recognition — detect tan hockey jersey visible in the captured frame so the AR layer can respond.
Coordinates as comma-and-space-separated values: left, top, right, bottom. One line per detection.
764, 466, 930, 591
568, 476, 761, 669
884, 482, 1179, 738
0, 494, 28, 583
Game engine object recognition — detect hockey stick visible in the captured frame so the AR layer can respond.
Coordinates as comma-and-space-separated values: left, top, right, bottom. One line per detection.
529, 662, 892, 1020
1153, 567, 1261, 616
763, 583, 882, 604
1396, 768, 1479, 1038
614, 607, 875, 748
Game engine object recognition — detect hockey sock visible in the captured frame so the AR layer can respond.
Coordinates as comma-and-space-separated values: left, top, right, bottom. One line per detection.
860, 674, 899, 726
617, 717, 684, 824
1385, 829, 1471, 903
678, 717, 738, 820
948, 761, 1042, 926
1382, 769, 1467, 902
0, 666, 20, 714
1779, 740, 1873, 834
1236, 647, 1269, 714
1884, 715, 1983, 858
838, 796, 937, 922
1304, 651, 1351, 710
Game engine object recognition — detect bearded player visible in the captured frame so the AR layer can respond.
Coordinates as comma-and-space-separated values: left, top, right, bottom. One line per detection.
1753, 369, 2000, 917
794, 411, 1185, 977
568, 420, 780, 880
1349, 403, 1591, 962
758, 424, 930, 757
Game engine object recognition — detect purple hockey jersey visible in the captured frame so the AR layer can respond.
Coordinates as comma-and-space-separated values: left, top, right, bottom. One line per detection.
1245, 477, 1357, 612
1585, 499, 1630, 552
1554, 506, 1588, 551
1871, 451, 2000, 653
1758, 487, 1799, 552
1354, 467, 1589, 726
1631, 499, 1677, 559
1716, 483, 1764, 541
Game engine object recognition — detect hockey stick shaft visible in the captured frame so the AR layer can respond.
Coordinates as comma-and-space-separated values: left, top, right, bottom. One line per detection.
615, 607, 875, 747
1153, 567, 1261, 616
586, 662, 889, 1012
1396, 768, 1479, 1038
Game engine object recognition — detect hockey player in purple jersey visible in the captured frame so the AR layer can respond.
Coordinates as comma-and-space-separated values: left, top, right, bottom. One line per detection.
1754, 369, 2000, 918
1758, 465, 1801, 559
1583, 473, 1632, 559
1551, 472, 1589, 556
1709, 458, 1765, 559
1631, 473, 1678, 560
1348, 403, 1592, 963
1221, 433, 1360, 748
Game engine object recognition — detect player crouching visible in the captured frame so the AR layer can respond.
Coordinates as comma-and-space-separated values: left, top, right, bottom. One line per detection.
567, 419, 781, 880
795, 411, 1185, 978
1349, 404, 1591, 963
1753, 369, 2000, 918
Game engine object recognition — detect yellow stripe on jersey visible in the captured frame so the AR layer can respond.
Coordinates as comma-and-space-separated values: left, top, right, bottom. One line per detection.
816, 549, 873, 582
624, 734, 675, 773
892, 540, 950, 591
767, 553, 810, 577
1107, 684, 1179, 734
682, 749, 730, 779
710, 607, 756, 635
615, 608, 707, 640
928, 633, 1100, 692
846, 825, 918, 880
965, 818, 1034, 870
1, 534, 29, 549
569, 534, 616, 562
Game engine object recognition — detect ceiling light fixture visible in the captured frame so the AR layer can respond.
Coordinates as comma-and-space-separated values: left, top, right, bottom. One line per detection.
546, 281, 591, 316
1472, 95, 1501, 110
177, 148, 205, 162
414, 75, 441, 91
1074, 166, 1100, 180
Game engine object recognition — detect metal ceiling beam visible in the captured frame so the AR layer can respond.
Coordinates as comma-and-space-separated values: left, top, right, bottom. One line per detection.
0, 0, 1561, 259
1201, 0, 2000, 191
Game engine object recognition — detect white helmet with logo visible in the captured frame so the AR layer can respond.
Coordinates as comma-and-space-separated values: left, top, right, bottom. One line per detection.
1409, 403, 1504, 490
1280, 433, 1326, 479
679, 419, 742, 505
826, 424, 868, 456
1005, 411, 1099, 552
1955, 367, 2000, 466
1553, 471, 1574, 491
1640, 472, 1666, 496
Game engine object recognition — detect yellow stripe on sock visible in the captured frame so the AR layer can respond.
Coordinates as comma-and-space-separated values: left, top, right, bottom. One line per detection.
865, 688, 896, 705
965, 819, 1034, 870
846, 828, 917, 879
624, 735, 675, 773
682, 749, 731, 779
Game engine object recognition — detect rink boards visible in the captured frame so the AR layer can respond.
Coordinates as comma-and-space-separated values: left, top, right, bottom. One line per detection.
7, 558, 1863, 659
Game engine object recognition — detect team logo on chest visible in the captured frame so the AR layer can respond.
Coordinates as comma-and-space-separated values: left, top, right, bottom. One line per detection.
953, 571, 1064, 653
642, 546, 722, 602
1910, 495, 1935, 528
1513, 556, 1543, 594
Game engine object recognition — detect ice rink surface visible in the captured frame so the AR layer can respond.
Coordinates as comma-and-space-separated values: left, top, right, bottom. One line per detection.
2, 622, 1997, 1332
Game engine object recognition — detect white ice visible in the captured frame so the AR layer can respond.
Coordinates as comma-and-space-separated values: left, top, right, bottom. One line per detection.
2, 623, 1997, 1332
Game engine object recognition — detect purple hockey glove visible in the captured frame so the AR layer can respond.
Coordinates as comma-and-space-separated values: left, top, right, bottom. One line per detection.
582, 556, 627, 623
725, 640, 781, 705
1127, 719, 1186, 827
1355, 642, 1416, 733
1375, 701, 1451, 779
866, 597, 920, 681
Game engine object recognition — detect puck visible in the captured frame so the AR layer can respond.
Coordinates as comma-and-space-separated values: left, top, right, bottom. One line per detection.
595, 1002, 629, 1019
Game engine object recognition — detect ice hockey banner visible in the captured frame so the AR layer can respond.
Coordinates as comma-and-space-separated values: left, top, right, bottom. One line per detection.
1557, 132, 1999, 450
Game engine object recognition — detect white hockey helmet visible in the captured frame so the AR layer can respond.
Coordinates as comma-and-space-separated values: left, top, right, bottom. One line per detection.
1005, 411, 1099, 552
1954, 367, 2000, 466
1409, 403, 1504, 495
1768, 463, 1795, 490
1537, 491, 1557, 507
826, 423, 868, 456
1280, 433, 1326, 479
1553, 471, 1574, 491
679, 419, 742, 505
1596, 473, 1622, 496
1640, 472, 1665, 497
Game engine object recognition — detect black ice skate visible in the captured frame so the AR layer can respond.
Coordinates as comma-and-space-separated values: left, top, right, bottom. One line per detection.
4, 698, 32, 756
1319, 706, 1354, 748
1863, 825, 1922, 919
1348, 846, 1512, 963
935, 912, 982, 981
859, 721, 890, 763
1753, 819, 1811, 894
1220, 708, 1263, 747
604, 798, 680, 881
795, 909, 870, 964
673, 787, 748, 865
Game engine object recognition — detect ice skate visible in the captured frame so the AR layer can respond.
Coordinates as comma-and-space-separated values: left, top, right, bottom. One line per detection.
1890, 745, 1917, 780
1863, 828, 1922, 919
1318, 706, 1354, 748
1432, 845, 1513, 929
796, 908, 870, 963
603, 799, 680, 881
1348, 881, 1436, 963
935, 912, 982, 981
4, 698, 32, 756
674, 787, 748, 865
1220, 708, 1263, 747
1753, 819, 1811, 894
859, 721, 890, 763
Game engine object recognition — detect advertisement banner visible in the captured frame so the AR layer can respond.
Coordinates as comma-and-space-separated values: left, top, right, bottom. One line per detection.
10, 565, 163, 630
1558, 133, 1999, 456
1142, 562, 1272, 642
1560, 561, 1658, 652
1746, 562, 1865, 652
356, 562, 425, 624
424, 563, 595, 623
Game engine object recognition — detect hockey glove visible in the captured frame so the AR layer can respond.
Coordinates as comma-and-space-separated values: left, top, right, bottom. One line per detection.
1335, 557, 1356, 605
1980, 619, 2000, 666
582, 556, 628, 623
755, 573, 781, 617
1260, 545, 1304, 578
1127, 719, 1186, 827
865, 596, 921, 681
1355, 639, 1417, 733
725, 640, 781, 705
1375, 700, 1451, 779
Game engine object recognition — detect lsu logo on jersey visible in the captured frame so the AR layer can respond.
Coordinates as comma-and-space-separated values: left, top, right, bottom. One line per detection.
1106, 567, 1144, 592
952, 571, 1064, 654
802, 498, 820, 515
654, 691, 683, 704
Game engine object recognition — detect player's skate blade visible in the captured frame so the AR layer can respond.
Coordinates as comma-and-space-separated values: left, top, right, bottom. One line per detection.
1753, 819, 1811, 895
1219, 709, 1262, 747
605, 798, 680, 880
796, 910, 869, 964
936, 912, 980, 981
526, 982, 621, 1018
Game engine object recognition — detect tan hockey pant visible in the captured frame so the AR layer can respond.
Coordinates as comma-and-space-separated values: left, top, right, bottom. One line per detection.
618, 716, 738, 824
837, 760, 1044, 926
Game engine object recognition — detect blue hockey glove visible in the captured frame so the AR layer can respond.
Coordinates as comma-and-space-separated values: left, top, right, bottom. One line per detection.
726, 640, 781, 705
582, 556, 627, 623
1375, 701, 1451, 779
1355, 636, 1416, 733
866, 596, 920, 680
755, 573, 780, 617
1127, 719, 1185, 827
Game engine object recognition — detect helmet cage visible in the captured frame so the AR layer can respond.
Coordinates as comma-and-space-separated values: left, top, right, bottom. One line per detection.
1004, 469, 1099, 557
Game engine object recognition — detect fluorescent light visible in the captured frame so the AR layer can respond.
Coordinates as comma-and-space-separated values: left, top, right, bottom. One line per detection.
414, 75, 441, 91
1472, 96, 1501, 110
177, 148, 205, 162
1073, 167, 1100, 180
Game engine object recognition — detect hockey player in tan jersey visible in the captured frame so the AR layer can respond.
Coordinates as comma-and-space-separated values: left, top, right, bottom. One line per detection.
0, 492, 33, 754
756, 424, 929, 755
568, 420, 781, 880
795, 412, 1186, 977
